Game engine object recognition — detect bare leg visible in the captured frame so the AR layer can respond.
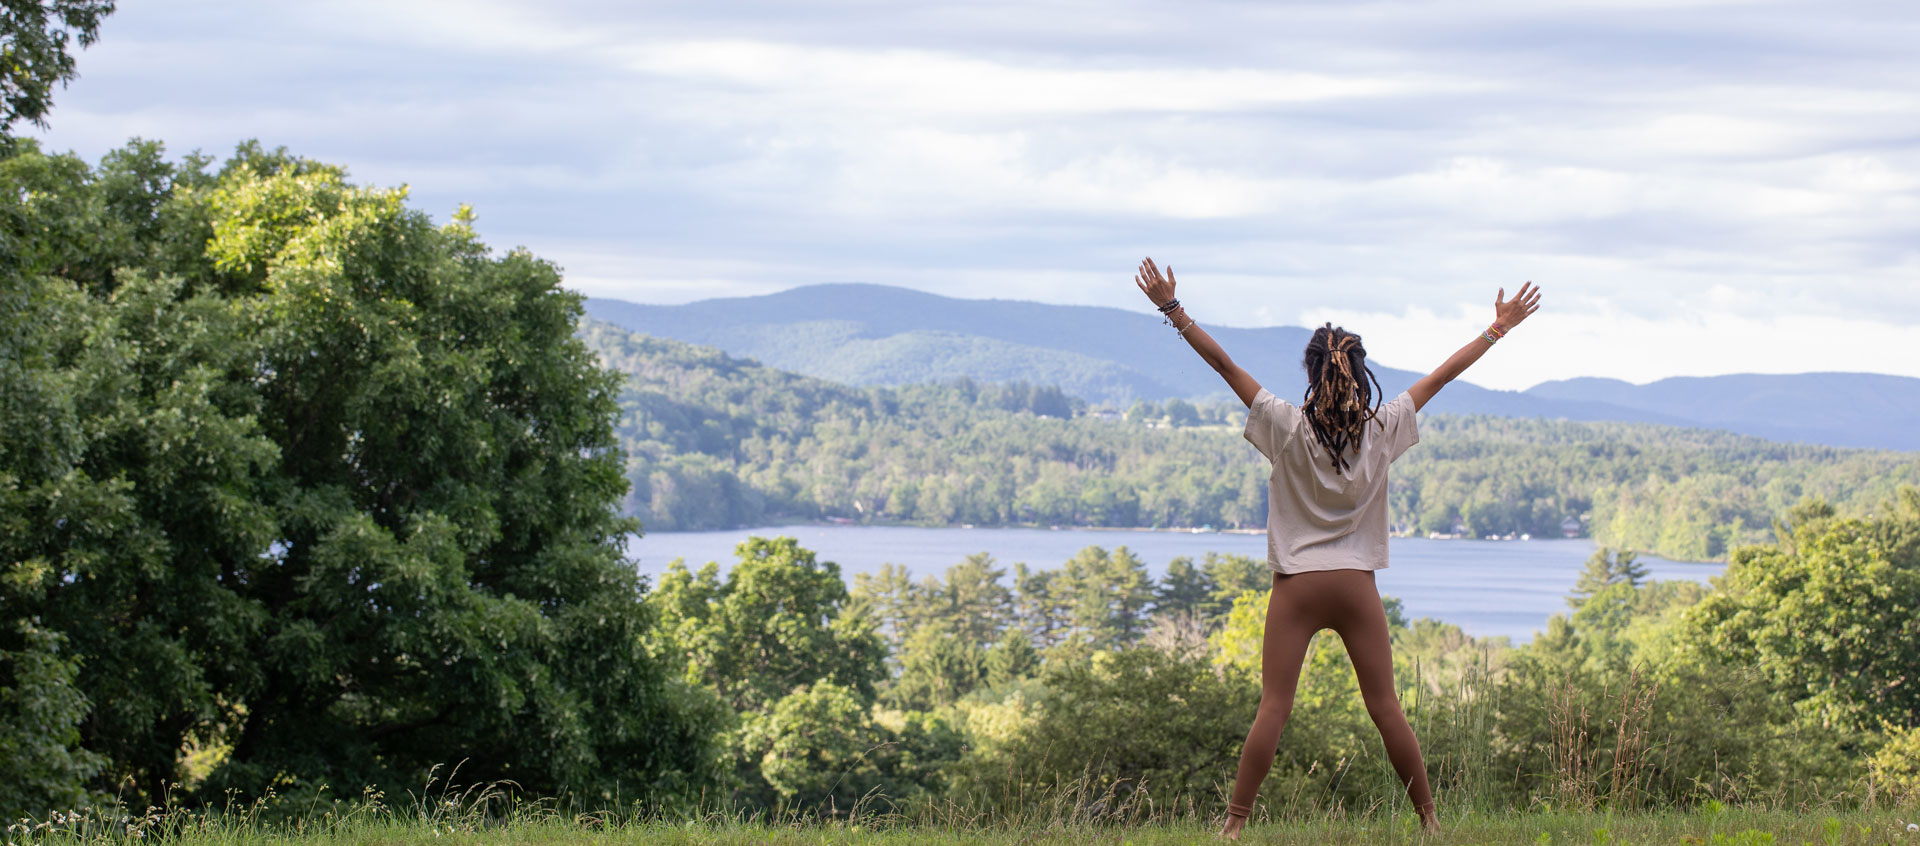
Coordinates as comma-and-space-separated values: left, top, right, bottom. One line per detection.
1332, 573, 1439, 833
1221, 573, 1316, 840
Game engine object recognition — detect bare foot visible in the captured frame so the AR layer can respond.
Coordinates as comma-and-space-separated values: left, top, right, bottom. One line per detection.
1219, 813, 1247, 840
1419, 810, 1441, 836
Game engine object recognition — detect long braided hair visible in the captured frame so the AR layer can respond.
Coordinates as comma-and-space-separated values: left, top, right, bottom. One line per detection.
1301, 323, 1384, 474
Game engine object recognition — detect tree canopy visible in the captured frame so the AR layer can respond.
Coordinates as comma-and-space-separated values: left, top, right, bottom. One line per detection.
1, 0, 115, 136
0, 139, 723, 817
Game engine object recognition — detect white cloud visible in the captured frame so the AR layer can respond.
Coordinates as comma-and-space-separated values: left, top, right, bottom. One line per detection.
28, 0, 1920, 386
618, 39, 1445, 117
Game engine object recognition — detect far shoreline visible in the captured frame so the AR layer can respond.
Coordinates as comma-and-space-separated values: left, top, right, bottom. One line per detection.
629, 520, 1729, 566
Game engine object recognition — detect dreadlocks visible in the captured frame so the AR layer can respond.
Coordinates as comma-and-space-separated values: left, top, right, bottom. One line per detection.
1301, 323, 1384, 474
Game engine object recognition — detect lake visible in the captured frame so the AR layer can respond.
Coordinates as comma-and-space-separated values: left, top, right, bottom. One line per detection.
631, 525, 1724, 643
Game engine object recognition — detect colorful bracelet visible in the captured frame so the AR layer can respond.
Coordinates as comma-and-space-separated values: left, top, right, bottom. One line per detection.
1482, 329, 1500, 344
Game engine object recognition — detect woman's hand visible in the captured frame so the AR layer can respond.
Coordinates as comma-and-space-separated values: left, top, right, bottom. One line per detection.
1409, 281, 1544, 412
1135, 257, 1177, 308
1134, 256, 1263, 406
1495, 282, 1542, 330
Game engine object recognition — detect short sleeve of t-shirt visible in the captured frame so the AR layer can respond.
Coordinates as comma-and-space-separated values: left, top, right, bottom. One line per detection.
1376, 391, 1421, 462
1243, 388, 1298, 462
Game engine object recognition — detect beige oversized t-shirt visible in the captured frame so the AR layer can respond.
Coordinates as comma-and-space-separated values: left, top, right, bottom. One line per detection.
1243, 388, 1420, 574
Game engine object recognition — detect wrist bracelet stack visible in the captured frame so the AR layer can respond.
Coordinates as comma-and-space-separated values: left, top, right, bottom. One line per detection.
1482, 322, 1507, 344
1158, 300, 1195, 336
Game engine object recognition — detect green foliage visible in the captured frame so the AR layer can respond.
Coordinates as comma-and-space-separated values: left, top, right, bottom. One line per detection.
1058, 546, 1155, 649
1154, 556, 1212, 619
922, 553, 1013, 648
0, 139, 722, 814
888, 625, 986, 712
1479, 496, 1920, 809
1686, 489, 1920, 734
585, 324, 1272, 531
1005, 647, 1259, 807
0, 623, 105, 821
1203, 552, 1271, 613
734, 682, 962, 813
0, 0, 115, 136
984, 629, 1040, 689
651, 537, 886, 713
1570, 548, 1648, 609
651, 539, 964, 810
1867, 723, 1920, 806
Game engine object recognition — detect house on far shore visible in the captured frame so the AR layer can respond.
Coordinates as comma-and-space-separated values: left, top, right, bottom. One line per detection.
1561, 515, 1583, 538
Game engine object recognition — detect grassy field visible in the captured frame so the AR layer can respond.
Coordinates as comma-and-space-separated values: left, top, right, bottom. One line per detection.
10, 806, 1918, 846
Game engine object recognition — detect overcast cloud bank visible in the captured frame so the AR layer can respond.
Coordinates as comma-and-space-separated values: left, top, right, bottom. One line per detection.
32, 0, 1920, 389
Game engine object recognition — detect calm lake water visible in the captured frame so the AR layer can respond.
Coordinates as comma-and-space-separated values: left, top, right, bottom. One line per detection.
631, 525, 1723, 643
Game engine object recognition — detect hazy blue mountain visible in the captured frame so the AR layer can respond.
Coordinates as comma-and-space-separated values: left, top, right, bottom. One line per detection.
583, 284, 1913, 450
1526, 373, 1920, 451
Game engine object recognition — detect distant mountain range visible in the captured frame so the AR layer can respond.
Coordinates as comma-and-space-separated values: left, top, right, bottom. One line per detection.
584, 284, 1920, 451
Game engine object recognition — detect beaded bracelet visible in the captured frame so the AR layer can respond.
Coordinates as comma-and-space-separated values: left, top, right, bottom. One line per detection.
1156, 298, 1181, 315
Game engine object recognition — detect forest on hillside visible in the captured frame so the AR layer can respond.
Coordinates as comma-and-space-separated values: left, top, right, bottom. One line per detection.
585, 323, 1920, 561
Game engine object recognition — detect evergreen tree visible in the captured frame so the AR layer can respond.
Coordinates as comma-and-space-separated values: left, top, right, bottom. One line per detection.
1014, 562, 1072, 650
1570, 547, 1647, 609
850, 561, 923, 653
1203, 552, 1271, 618
985, 628, 1041, 687
1059, 546, 1155, 649
1156, 555, 1216, 620
935, 553, 1012, 648
889, 624, 986, 711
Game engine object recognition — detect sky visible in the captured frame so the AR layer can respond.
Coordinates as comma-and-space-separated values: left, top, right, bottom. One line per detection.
29, 0, 1920, 391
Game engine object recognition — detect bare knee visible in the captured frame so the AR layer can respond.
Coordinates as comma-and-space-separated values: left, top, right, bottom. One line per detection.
1363, 693, 1405, 727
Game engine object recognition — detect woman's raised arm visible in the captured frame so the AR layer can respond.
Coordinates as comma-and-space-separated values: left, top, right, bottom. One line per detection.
1135, 257, 1263, 407
1407, 282, 1543, 412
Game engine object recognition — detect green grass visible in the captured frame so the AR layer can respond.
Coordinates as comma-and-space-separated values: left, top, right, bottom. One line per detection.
9, 805, 1918, 846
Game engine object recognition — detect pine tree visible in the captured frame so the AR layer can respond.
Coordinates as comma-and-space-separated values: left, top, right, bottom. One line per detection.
986, 628, 1041, 687
1157, 556, 1216, 620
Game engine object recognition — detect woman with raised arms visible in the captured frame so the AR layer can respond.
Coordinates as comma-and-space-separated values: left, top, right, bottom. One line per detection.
1132, 257, 1542, 839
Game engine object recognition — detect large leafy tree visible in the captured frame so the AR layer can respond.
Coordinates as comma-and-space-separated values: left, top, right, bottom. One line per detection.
1687, 487, 1920, 733
649, 537, 907, 809
0, 139, 724, 810
650, 536, 886, 713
